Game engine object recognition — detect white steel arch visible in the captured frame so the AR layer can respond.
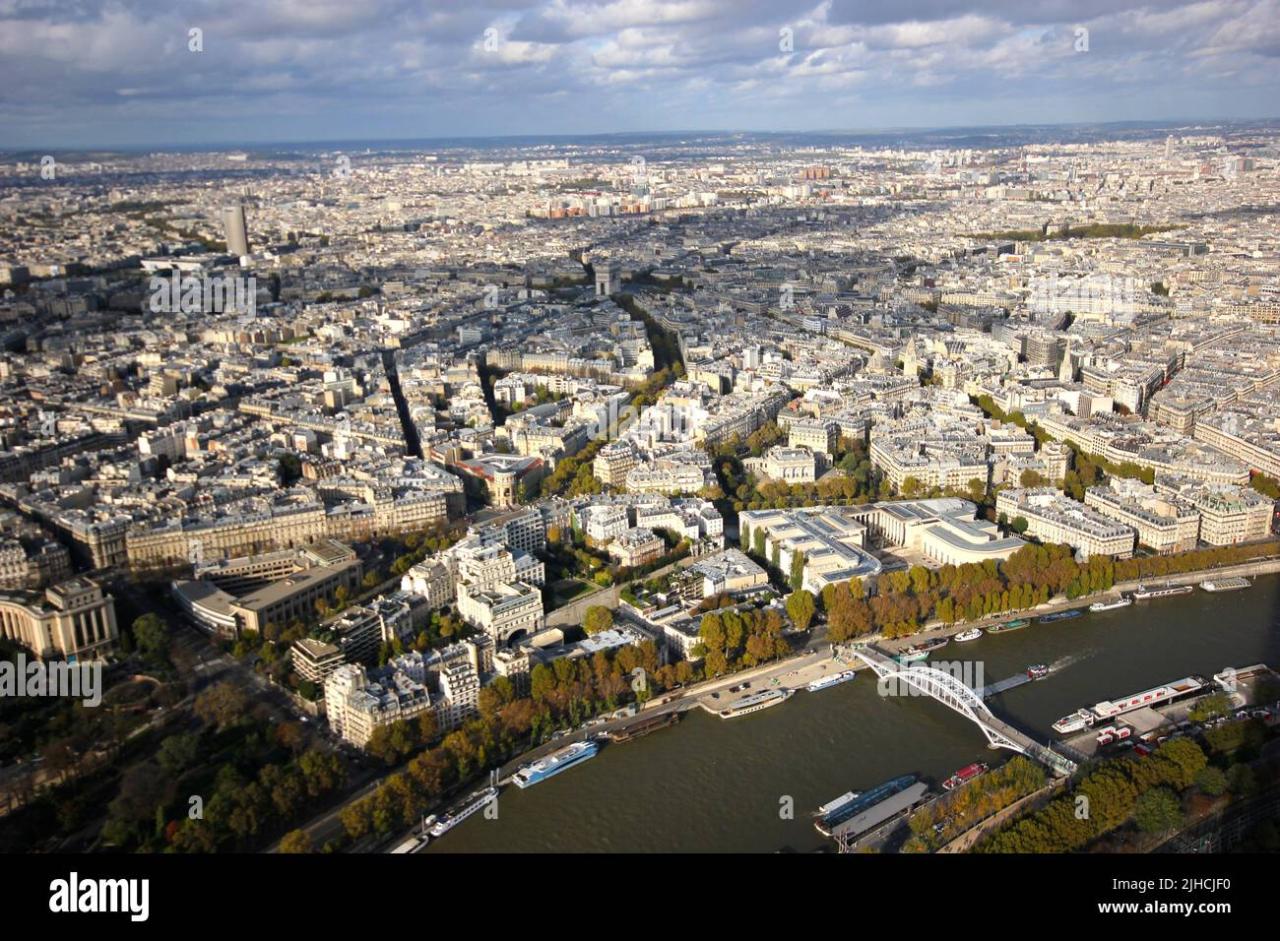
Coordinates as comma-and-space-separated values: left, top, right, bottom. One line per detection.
851, 646, 1078, 776
858, 657, 1024, 752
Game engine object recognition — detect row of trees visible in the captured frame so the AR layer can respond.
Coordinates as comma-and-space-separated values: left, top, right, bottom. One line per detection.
806, 543, 1110, 641
906, 756, 1046, 852
695, 606, 791, 677
1113, 540, 1280, 583
981, 738, 1214, 852
782, 535, 1279, 644
536, 437, 605, 499
338, 640, 679, 844
531, 360, 683, 501
973, 393, 1159, 501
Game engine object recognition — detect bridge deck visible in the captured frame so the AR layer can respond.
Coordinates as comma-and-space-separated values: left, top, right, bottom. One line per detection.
979, 674, 1031, 698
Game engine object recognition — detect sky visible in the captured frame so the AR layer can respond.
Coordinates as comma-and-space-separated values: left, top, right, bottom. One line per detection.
1, 0, 1278, 150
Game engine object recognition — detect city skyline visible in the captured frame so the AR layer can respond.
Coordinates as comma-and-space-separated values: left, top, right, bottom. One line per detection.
2, 0, 1279, 899
3, 0, 1280, 149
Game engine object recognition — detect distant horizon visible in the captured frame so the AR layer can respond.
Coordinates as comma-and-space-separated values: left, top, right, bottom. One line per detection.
9, 115, 1280, 158
6, 0, 1280, 152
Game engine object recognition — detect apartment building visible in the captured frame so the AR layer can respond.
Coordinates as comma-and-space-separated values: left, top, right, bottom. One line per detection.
324, 657, 433, 748
1083, 480, 1200, 554
456, 580, 545, 645
624, 459, 707, 495
399, 556, 455, 610
1193, 408, 1280, 479
606, 528, 665, 568
434, 643, 481, 731
788, 419, 839, 455
1156, 479, 1274, 546
452, 538, 545, 590
593, 440, 639, 487
995, 488, 1136, 559
579, 504, 630, 543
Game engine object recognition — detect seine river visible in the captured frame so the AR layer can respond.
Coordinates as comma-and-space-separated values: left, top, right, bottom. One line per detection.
428, 575, 1280, 853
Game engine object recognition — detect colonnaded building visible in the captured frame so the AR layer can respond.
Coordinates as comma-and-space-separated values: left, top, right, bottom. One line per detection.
0, 576, 119, 661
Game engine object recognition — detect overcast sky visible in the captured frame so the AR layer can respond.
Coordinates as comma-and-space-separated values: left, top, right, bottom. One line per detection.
2, 0, 1278, 149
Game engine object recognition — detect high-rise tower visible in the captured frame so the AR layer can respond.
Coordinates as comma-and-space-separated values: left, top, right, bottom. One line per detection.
223, 203, 250, 257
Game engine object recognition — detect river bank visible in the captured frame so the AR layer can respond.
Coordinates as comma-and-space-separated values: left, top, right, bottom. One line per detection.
368, 556, 1280, 853
419, 573, 1280, 853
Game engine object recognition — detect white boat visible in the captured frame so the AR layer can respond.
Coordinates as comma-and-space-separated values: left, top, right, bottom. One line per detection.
1089, 596, 1132, 612
514, 741, 599, 788
714, 688, 793, 718
1132, 583, 1193, 600
428, 787, 498, 837
1090, 676, 1205, 720
954, 628, 983, 642
812, 790, 861, 818
806, 670, 856, 692
1054, 675, 1206, 735
1201, 577, 1250, 592
1052, 709, 1096, 735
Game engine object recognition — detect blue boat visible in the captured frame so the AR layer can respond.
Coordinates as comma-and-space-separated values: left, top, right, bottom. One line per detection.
513, 740, 599, 788
1038, 609, 1082, 624
814, 774, 918, 836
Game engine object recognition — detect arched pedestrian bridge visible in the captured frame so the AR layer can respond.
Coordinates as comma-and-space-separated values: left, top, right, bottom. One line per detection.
851, 645, 1078, 778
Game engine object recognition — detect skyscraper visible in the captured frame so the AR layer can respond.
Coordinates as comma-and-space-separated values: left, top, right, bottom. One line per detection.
223, 204, 250, 257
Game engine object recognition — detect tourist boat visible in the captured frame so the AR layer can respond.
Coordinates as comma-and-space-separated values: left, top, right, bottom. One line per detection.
715, 688, 793, 718
1026, 664, 1050, 680
988, 619, 1029, 634
1200, 577, 1250, 593
1132, 583, 1193, 600
428, 787, 498, 836
1052, 709, 1097, 735
814, 774, 918, 837
513, 742, 598, 789
1089, 596, 1132, 612
954, 628, 983, 643
1089, 676, 1206, 721
812, 790, 861, 819
1054, 675, 1206, 736
806, 670, 857, 693
942, 762, 988, 791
